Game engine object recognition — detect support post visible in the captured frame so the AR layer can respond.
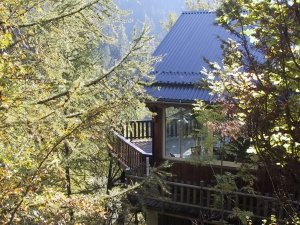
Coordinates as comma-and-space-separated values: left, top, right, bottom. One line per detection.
146, 157, 150, 176
107, 156, 114, 194
64, 141, 74, 223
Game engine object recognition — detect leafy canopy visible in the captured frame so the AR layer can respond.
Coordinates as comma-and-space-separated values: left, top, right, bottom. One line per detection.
202, 0, 300, 209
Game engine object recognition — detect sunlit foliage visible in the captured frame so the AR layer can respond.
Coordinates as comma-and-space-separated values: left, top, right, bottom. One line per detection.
0, 0, 154, 223
202, 0, 300, 221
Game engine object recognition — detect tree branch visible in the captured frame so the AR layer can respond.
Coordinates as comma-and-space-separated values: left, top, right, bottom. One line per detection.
36, 28, 147, 105
18, 0, 100, 28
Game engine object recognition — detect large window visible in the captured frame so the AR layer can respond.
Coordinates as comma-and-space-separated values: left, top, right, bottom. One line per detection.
165, 107, 199, 158
164, 107, 251, 164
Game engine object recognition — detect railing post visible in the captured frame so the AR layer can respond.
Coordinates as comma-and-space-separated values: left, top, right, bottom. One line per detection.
146, 157, 150, 177
199, 180, 204, 207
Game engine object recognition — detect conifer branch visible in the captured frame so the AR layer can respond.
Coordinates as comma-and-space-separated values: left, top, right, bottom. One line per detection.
36, 28, 148, 105
18, 0, 100, 28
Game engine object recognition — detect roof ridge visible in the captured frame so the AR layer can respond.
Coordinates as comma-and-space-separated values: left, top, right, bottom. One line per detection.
157, 71, 201, 75
182, 10, 216, 14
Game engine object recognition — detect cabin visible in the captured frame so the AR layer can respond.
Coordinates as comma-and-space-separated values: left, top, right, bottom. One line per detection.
107, 11, 299, 225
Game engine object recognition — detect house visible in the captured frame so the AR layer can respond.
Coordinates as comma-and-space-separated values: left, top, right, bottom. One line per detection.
108, 11, 299, 225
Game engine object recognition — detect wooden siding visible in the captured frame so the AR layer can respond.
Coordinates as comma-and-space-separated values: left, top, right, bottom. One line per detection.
168, 161, 274, 194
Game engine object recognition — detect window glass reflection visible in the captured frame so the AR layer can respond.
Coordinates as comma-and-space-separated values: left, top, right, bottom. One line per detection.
165, 107, 199, 158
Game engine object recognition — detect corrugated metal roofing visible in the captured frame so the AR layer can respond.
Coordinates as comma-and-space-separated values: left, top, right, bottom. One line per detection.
152, 71, 203, 85
147, 11, 232, 103
153, 11, 231, 73
145, 86, 215, 102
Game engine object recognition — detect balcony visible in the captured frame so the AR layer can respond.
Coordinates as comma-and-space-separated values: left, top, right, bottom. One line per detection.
107, 120, 300, 223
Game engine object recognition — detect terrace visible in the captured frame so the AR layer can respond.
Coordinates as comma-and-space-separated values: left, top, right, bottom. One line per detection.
107, 120, 300, 224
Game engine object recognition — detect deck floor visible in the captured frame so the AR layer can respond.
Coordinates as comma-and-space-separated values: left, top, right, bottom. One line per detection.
132, 139, 153, 154
131, 138, 195, 157
129, 138, 242, 168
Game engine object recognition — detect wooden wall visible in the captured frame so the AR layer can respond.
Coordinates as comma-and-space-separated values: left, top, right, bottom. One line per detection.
168, 160, 275, 194
158, 214, 192, 225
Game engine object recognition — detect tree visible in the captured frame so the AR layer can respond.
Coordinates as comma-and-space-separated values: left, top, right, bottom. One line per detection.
161, 12, 178, 32
161, 0, 222, 32
202, 0, 300, 220
0, 0, 154, 224
185, 0, 222, 11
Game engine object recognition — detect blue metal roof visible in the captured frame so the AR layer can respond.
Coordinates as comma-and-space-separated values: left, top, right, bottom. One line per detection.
145, 85, 215, 103
151, 71, 203, 85
147, 11, 232, 103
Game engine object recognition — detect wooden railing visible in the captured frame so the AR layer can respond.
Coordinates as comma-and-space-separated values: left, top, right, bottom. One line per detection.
122, 120, 152, 140
167, 180, 295, 221
121, 119, 196, 140
127, 176, 299, 222
109, 131, 152, 176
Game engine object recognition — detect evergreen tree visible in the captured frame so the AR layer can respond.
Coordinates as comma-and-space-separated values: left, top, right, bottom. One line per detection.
162, 0, 223, 32
185, 0, 222, 11
0, 0, 154, 223
161, 12, 178, 32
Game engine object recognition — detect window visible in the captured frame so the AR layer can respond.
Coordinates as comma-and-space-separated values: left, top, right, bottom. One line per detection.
164, 106, 249, 164
165, 107, 199, 158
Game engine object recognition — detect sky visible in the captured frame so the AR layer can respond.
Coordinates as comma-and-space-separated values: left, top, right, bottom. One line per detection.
116, 0, 186, 40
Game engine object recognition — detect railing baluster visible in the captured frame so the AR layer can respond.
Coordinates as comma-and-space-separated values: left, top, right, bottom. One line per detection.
226, 194, 232, 211
133, 122, 137, 139
193, 181, 197, 204
263, 194, 269, 217
187, 181, 191, 204
242, 195, 248, 211
136, 121, 140, 138
146, 121, 149, 138
180, 181, 184, 202
249, 196, 254, 213
207, 189, 211, 207
174, 179, 178, 202
200, 181, 204, 207
141, 121, 145, 138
